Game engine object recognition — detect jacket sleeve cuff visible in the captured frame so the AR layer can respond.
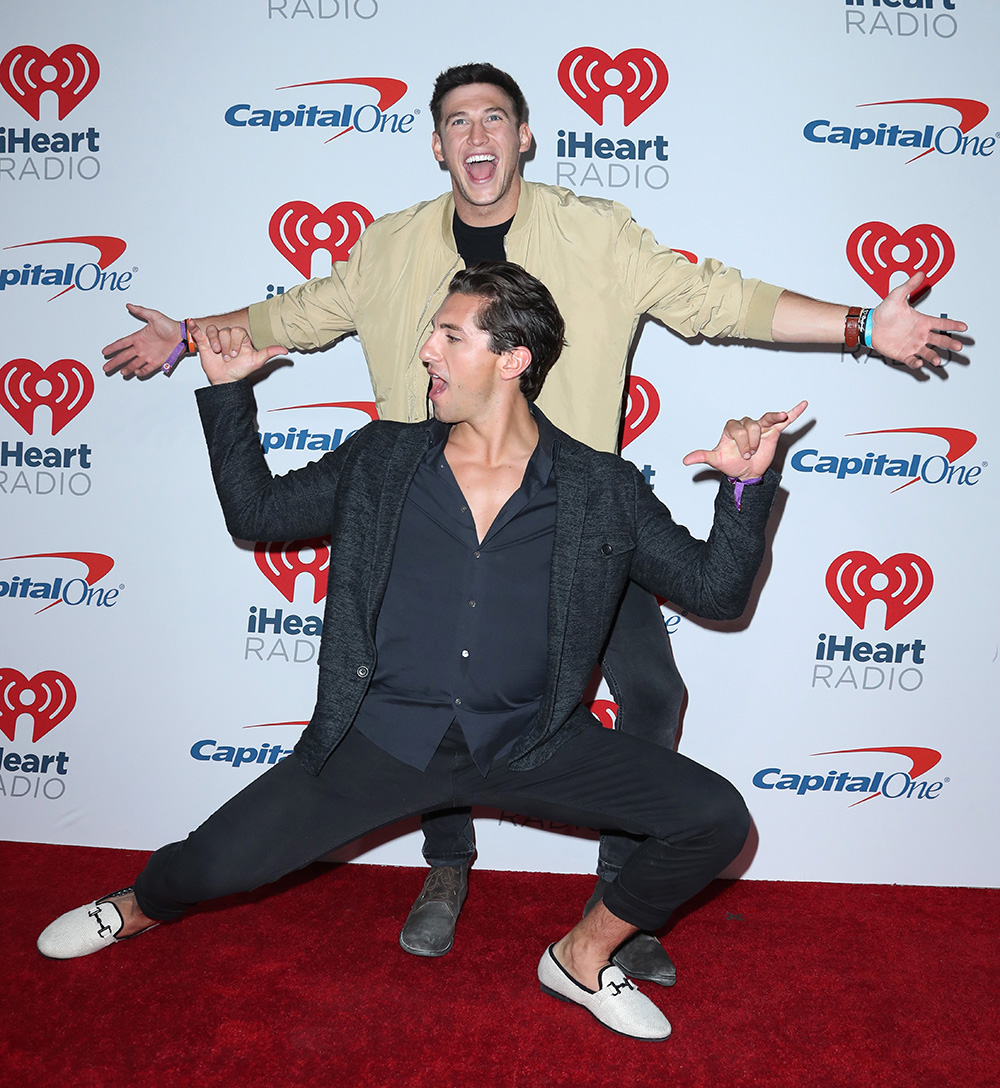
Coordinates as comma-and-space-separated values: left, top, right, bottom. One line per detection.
247, 299, 278, 353
722, 467, 780, 517
743, 281, 786, 342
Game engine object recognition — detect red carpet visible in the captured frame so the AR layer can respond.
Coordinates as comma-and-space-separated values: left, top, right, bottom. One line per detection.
3, 841, 997, 1087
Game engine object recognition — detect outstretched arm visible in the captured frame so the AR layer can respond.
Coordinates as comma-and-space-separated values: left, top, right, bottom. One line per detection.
771, 273, 966, 369
683, 400, 808, 480
102, 303, 256, 379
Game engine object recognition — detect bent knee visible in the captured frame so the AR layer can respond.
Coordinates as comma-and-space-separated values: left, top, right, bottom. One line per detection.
684, 774, 750, 851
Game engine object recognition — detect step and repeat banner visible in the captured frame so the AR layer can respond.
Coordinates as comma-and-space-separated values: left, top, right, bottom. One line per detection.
2, 1, 996, 888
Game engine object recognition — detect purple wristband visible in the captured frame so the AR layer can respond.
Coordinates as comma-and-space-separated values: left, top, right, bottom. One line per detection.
161, 324, 188, 376
727, 475, 764, 511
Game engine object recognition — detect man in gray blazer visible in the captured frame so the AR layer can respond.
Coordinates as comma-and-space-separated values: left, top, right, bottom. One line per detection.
39, 263, 804, 1041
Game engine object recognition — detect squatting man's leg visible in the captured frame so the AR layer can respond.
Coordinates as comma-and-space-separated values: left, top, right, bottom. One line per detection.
38, 723, 754, 1043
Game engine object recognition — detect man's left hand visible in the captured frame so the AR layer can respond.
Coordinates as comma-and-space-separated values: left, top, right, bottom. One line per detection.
683, 400, 808, 480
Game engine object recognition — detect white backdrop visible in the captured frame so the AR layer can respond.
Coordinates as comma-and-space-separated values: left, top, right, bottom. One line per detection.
2, 0, 996, 888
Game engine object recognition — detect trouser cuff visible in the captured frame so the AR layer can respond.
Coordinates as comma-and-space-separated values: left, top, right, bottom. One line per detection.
601, 878, 667, 934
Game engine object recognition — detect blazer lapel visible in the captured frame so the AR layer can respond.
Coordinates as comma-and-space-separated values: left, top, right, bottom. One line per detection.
366, 424, 432, 617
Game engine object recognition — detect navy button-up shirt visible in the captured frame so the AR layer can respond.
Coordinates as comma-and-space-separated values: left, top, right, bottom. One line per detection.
352, 410, 558, 774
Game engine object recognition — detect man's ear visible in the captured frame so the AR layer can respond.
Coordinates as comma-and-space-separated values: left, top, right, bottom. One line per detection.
431, 129, 444, 163
518, 123, 532, 154
500, 346, 532, 383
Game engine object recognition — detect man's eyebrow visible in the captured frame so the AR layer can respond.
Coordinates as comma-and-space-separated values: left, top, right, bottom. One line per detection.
438, 320, 466, 334
444, 104, 511, 124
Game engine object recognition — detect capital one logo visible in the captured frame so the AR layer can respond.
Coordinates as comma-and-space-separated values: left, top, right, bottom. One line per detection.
804, 98, 992, 164
0, 550, 115, 614
255, 538, 330, 603
754, 745, 944, 807
2, 235, 129, 301
558, 48, 668, 125
826, 551, 933, 630
0, 358, 93, 434
1, 44, 99, 120
0, 668, 76, 742
269, 201, 373, 278
847, 222, 954, 298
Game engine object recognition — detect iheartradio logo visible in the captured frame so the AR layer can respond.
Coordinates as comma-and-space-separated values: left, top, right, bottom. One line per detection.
0, 358, 93, 435
847, 222, 954, 299
826, 551, 933, 631
558, 47, 668, 126
254, 538, 330, 603
621, 375, 660, 449
269, 201, 373, 278
0, 44, 99, 120
0, 668, 76, 742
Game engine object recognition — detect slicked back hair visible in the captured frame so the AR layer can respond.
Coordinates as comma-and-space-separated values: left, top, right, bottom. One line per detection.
448, 262, 565, 401
430, 63, 528, 131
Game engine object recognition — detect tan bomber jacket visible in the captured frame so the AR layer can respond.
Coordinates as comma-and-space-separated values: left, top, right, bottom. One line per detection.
248, 179, 784, 453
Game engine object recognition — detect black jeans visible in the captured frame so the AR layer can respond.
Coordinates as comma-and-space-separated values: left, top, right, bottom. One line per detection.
419, 581, 685, 881
134, 720, 747, 934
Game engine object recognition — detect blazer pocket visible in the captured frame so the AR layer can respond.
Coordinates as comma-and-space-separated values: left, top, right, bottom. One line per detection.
581, 531, 636, 609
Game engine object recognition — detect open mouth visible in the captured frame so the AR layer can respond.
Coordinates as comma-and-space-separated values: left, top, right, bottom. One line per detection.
428, 373, 447, 399
464, 154, 497, 183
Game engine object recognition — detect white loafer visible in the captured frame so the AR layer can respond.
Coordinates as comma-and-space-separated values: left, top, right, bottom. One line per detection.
537, 944, 672, 1040
37, 888, 155, 959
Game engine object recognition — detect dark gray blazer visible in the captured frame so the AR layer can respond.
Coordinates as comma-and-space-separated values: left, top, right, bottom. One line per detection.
197, 382, 779, 776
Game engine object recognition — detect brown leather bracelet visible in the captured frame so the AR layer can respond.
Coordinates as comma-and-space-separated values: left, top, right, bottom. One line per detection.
844, 306, 862, 350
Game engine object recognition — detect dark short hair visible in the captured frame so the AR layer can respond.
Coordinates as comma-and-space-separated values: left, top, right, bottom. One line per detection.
430, 63, 528, 130
448, 262, 565, 401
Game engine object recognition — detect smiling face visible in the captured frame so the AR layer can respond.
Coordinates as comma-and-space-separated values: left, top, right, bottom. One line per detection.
431, 83, 532, 226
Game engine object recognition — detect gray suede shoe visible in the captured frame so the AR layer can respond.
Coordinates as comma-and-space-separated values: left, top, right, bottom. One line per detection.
584, 878, 677, 987
398, 862, 469, 957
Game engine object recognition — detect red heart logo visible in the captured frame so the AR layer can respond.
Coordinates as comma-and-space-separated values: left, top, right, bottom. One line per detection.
621, 375, 660, 449
0, 668, 77, 742
0, 358, 94, 436
254, 538, 330, 604
589, 699, 619, 729
826, 551, 933, 630
1, 44, 100, 121
846, 222, 954, 299
558, 47, 668, 126
268, 201, 373, 279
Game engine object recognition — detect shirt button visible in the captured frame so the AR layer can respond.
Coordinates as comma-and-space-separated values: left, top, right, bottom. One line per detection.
601, 543, 613, 555
474, 551, 480, 559
460, 505, 467, 513
469, 600, 476, 608
461, 650, 470, 658
356, 665, 370, 678
454, 697, 462, 705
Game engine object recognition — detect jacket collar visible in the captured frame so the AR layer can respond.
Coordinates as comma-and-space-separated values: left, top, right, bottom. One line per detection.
438, 178, 537, 256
